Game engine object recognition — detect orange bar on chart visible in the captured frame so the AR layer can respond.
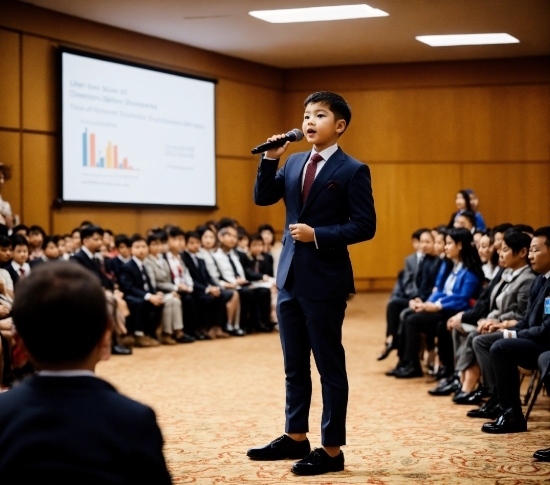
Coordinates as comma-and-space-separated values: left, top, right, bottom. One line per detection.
106, 142, 112, 168
90, 133, 96, 167
114, 146, 118, 169
123, 157, 128, 169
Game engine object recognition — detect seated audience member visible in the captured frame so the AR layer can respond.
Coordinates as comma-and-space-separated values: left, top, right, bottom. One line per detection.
119, 235, 164, 348
448, 190, 474, 228
533, 351, 550, 461
214, 225, 272, 333
70, 226, 131, 355
165, 227, 201, 340
395, 228, 483, 378
380, 229, 440, 361
62, 234, 74, 258
30, 236, 61, 267
469, 227, 550, 433
196, 226, 242, 336
258, 223, 282, 277
464, 189, 486, 231
511, 224, 534, 236
106, 234, 132, 280
492, 223, 513, 254
183, 231, 231, 339
236, 228, 249, 254
12, 224, 29, 239
0, 235, 12, 269
27, 225, 45, 261
0, 238, 14, 301
454, 210, 476, 233
57, 235, 69, 260
439, 231, 534, 402
478, 231, 500, 282
144, 231, 193, 344
71, 228, 82, 253
0, 263, 172, 484
0, 164, 14, 230
103, 229, 116, 257
6, 235, 31, 285
473, 229, 484, 249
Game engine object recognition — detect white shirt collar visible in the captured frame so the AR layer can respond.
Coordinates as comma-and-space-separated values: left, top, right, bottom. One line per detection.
37, 370, 96, 378
545, 270, 550, 279
511, 265, 529, 278
11, 261, 30, 272
132, 255, 144, 269
81, 246, 95, 259
311, 143, 338, 162
117, 254, 131, 263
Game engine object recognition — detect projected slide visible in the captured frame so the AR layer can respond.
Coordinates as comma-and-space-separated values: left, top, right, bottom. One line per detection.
61, 50, 216, 207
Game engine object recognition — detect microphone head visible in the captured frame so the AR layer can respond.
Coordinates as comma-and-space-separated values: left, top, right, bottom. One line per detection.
286, 129, 304, 142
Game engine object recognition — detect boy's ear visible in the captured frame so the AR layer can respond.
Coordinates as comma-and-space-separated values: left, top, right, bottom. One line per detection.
98, 326, 112, 362
336, 119, 347, 134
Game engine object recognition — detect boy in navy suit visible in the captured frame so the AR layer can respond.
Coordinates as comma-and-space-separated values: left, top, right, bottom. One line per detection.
249, 92, 376, 475
0, 262, 171, 484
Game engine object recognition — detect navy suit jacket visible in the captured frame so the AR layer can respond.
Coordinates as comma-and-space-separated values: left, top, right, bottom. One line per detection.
512, 275, 550, 345
254, 148, 376, 300
0, 375, 171, 485
119, 259, 156, 304
182, 252, 216, 295
70, 250, 114, 291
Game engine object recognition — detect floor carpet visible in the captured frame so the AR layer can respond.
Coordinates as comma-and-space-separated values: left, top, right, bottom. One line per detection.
97, 293, 550, 484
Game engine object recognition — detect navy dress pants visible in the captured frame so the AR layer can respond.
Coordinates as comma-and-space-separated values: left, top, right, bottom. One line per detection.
277, 269, 348, 447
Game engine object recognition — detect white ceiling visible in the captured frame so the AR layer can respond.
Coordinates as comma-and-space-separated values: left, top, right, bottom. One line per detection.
19, 0, 550, 68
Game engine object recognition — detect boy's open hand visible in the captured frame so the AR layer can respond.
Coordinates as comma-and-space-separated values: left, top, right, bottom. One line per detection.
264, 134, 290, 159
289, 223, 315, 243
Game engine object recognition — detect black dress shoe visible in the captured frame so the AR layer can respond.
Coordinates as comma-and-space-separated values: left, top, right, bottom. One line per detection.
230, 328, 246, 337
533, 447, 550, 462
453, 388, 483, 405
255, 322, 273, 333
385, 367, 402, 376
481, 408, 527, 434
112, 344, 132, 355
394, 365, 423, 378
467, 396, 502, 419
434, 365, 453, 380
247, 435, 310, 461
428, 375, 461, 396
193, 332, 206, 341
175, 334, 195, 343
377, 342, 395, 361
291, 448, 344, 476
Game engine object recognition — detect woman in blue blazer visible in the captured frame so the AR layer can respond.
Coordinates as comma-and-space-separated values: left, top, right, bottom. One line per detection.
395, 228, 483, 378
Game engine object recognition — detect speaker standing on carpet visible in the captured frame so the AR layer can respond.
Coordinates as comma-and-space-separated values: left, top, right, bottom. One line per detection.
249, 91, 376, 476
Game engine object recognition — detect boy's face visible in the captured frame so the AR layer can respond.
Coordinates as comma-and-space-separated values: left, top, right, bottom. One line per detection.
57, 238, 66, 255
44, 242, 59, 259
118, 243, 131, 259
28, 232, 43, 248
419, 232, 434, 255
454, 215, 473, 230
83, 233, 103, 253
237, 236, 249, 250
13, 244, 29, 265
302, 102, 346, 151
72, 232, 81, 249
148, 240, 161, 256
64, 236, 74, 253
168, 235, 185, 253
186, 237, 201, 254
131, 240, 148, 260
0, 245, 12, 263
219, 228, 237, 250
249, 240, 263, 257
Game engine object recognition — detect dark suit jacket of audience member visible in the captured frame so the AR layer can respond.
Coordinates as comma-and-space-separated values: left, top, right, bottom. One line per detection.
118, 259, 156, 304
5, 264, 21, 286
460, 267, 506, 325
0, 375, 172, 484
181, 252, 216, 295
511, 275, 550, 344
238, 252, 274, 281
70, 250, 114, 291
105, 257, 125, 282
415, 255, 443, 302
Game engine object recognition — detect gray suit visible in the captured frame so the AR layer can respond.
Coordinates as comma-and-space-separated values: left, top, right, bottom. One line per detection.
391, 252, 421, 299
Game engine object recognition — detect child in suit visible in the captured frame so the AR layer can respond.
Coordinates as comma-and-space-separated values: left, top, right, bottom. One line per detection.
250, 92, 376, 475
0, 262, 172, 484
7, 235, 31, 285
29, 235, 61, 267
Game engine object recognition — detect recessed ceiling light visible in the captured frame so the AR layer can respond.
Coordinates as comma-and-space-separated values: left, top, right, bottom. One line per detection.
416, 33, 520, 47
249, 4, 389, 24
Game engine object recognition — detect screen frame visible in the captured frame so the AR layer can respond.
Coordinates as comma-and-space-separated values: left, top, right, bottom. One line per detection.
57, 47, 218, 210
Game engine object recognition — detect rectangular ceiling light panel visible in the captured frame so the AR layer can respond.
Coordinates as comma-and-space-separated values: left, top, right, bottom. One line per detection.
416, 33, 520, 47
249, 4, 389, 23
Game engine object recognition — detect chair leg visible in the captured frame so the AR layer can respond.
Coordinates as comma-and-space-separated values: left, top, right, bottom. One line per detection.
524, 370, 539, 406
526, 376, 544, 422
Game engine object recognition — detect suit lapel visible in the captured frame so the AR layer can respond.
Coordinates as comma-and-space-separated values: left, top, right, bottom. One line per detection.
291, 151, 310, 212
300, 148, 345, 214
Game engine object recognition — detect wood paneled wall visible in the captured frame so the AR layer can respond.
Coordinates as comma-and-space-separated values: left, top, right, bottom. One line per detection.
0, 0, 548, 290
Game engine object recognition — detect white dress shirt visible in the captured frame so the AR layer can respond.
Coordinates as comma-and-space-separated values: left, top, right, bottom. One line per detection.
166, 252, 193, 289
213, 248, 246, 284
300, 143, 338, 188
11, 261, 31, 278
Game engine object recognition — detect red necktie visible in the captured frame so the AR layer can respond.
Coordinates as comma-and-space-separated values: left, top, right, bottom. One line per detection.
19, 268, 25, 277
301, 153, 323, 205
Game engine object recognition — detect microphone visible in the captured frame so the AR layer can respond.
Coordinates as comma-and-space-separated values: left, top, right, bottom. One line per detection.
251, 129, 304, 155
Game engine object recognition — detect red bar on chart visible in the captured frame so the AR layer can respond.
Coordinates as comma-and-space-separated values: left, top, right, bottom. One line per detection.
114, 146, 118, 169
106, 142, 112, 168
123, 158, 128, 170
90, 133, 96, 167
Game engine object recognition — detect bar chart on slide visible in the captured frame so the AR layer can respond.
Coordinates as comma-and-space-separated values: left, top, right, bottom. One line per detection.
81, 128, 135, 170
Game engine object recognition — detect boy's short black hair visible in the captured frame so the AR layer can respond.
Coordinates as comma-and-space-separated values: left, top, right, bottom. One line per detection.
303, 91, 352, 130
458, 210, 476, 227
195, 225, 211, 238
80, 220, 93, 229
492, 223, 513, 235
511, 224, 534, 235
80, 225, 104, 240
217, 217, 237, 231
258, 224, 275, 235
533, 226, 550, 248
104, 229, 113, 236
130, 234, 146, 246
114, 234, 131, 248
42, 235, 60, 250
71, 227, 81, 236
28, 225, 46, 237
167, 226, 185, 238
147, 231, 167, 245
11, 234, 29, 248
185, 231, 201, 242
0, 235, 12, 248
412, 228, 431, 240
237, 227, 249, 240
12, 262, 108, 364
12, 224, 28, 235
249, 233, 264, 244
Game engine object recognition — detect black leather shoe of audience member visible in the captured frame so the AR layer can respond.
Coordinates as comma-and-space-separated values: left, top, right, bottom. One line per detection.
453, 388, 483, 405
428, 375, 460, 396
385, 367, 402, 377
467, 396, 502, 419
112, 344, 132, 355
434, 365, 453, 380
377, 342, 395, 361
175, 334, 195, 344
481, 408, 527, 434
291, 448, 345, 476
255, 322, 273, 333
394, 365, 423, 378
230, 328, 246, 337
247, 435, 311, 461
533, 447, 550, 462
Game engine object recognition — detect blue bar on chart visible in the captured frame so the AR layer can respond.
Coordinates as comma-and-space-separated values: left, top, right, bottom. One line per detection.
82, 128, 88, 167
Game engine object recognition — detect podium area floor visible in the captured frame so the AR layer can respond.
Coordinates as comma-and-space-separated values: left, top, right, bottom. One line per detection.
97, 293, 550, 484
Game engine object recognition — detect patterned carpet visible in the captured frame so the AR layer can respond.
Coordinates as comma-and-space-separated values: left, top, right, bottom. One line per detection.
97, 293, 550, 484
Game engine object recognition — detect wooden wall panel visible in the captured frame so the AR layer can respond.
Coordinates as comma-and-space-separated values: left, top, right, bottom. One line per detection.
21, 133, 55, 230
0, 29, 20, 129
0, 131, 21, 217
22, 35, 57, 132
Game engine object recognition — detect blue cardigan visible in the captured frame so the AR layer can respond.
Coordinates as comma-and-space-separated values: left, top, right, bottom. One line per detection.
428, 263, 481, 312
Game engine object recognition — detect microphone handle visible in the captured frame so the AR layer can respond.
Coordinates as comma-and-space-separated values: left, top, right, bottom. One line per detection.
251, 137, 288, 155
